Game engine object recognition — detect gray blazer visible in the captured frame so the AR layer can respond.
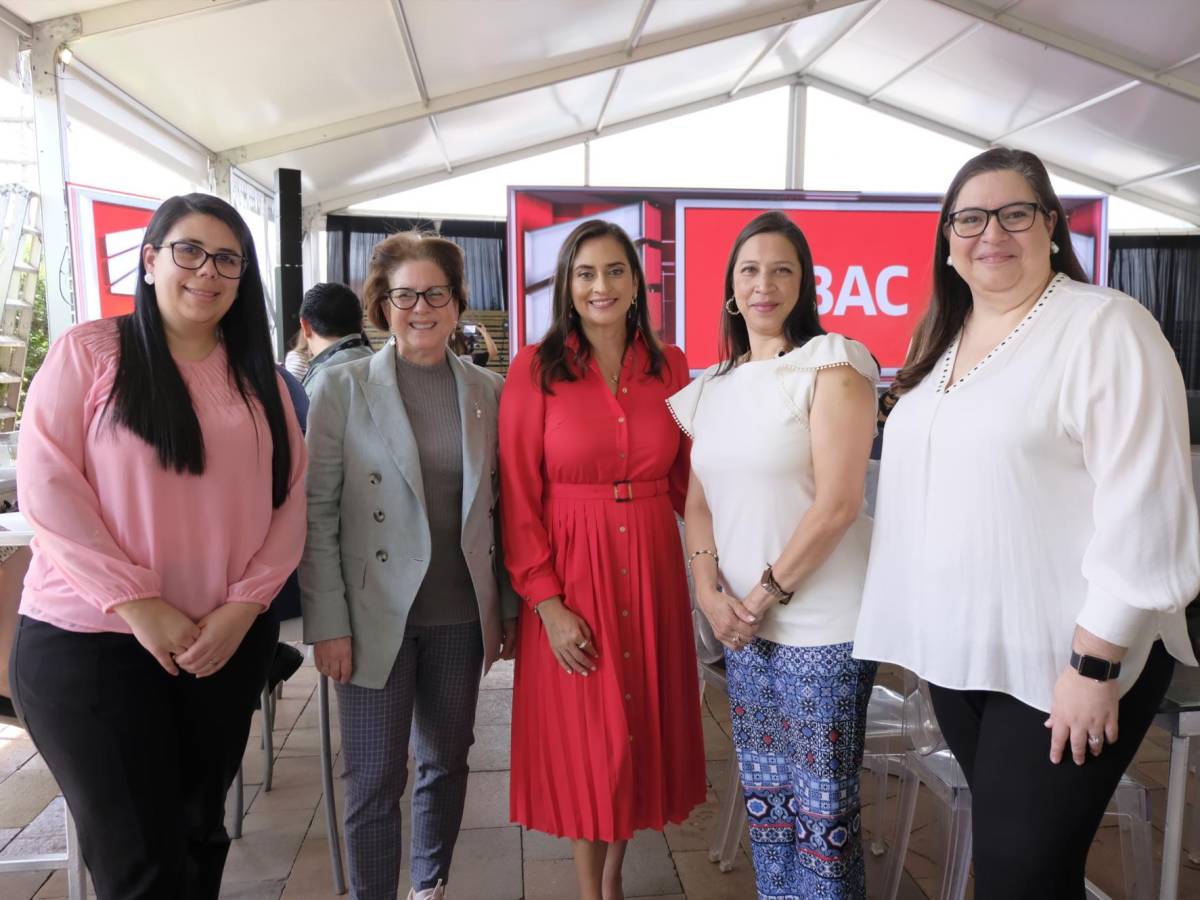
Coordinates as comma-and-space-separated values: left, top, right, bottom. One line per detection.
299, 342, 519, 689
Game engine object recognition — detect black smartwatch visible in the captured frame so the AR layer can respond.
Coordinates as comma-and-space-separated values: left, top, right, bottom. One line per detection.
1069, 650, 1121, 682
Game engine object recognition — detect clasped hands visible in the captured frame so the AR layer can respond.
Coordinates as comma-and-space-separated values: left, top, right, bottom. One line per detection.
696, 582, 772, 651
115, 597, 260, 677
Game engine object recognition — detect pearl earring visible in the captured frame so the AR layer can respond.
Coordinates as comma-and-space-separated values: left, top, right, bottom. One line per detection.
1050, 241, 1060, 254
945, 255, 953, 267
143, 272, 154, 285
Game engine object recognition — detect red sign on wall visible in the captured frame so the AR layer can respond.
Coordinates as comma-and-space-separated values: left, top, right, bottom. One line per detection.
678, 203, 940, 373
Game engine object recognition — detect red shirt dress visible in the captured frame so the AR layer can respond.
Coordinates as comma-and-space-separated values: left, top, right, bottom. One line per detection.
499, 336, 706, 841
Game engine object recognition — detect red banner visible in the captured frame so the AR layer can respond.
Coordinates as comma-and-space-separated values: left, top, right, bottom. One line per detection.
679, 204, 940, 373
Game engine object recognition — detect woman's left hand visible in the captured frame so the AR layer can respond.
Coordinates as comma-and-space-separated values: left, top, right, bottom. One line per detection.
740, 584, 776, 620
499, 617, 518, 661
175, 602, 261, 677
1045, 666, 1119, 765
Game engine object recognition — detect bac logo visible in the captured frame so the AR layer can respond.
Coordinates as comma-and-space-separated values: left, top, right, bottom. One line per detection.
814, 265, 908, 316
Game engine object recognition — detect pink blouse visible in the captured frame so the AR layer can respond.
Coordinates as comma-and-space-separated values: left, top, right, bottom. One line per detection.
17, 318, 307, 633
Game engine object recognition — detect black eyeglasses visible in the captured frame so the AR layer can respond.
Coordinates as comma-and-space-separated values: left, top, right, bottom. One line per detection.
385, 286, 454, 310
157, 241, 248, 279
946, 202, 1047, 238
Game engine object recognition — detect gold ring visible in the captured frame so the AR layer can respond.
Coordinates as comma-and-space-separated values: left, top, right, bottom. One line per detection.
577, 640, 589, 650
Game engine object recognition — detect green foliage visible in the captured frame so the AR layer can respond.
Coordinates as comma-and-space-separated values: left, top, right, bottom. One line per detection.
20, 272, 48, 413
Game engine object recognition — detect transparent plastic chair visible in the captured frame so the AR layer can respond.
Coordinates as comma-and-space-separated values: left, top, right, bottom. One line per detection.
881, 675, 1156, 900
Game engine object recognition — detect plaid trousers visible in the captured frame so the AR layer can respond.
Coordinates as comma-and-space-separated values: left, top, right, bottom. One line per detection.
335, 620, 484, 899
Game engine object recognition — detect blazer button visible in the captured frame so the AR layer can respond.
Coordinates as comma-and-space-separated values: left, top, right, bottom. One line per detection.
369, 472, 382, 485
373, 509, 385, 522
376, 549, 389, 562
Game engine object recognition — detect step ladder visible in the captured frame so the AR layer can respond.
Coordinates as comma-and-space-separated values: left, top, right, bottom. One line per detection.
0, 186, 41, 432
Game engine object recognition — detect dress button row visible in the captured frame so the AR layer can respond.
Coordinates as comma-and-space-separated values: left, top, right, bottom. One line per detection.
623, 651, 631, 659
376, 549, 388, 562
373, 509, 385, 522
369, 472, 382, 485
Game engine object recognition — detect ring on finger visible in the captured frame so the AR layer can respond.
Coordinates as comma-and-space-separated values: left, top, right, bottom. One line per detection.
577, 639, 589, 650
1087, 734, 1103, 747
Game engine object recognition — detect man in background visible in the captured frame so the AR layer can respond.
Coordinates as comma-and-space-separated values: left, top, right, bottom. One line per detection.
299, 282, 374, 391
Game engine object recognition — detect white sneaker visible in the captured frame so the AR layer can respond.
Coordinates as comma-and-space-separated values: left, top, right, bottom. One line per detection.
407, 879, 445, 900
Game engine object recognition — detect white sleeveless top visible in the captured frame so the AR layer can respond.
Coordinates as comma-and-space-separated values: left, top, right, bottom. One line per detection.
668, 333, 879, 647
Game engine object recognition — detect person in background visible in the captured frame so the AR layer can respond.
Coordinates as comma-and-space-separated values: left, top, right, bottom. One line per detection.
669, 211, 879, 899
499, 219, 705, 900
284, 329, 311, 381
297, 281, 373, 391
302, 232, 517, 900
855, 148, 1200, 899
11, 193, 306, 900
449, 319, 498, 367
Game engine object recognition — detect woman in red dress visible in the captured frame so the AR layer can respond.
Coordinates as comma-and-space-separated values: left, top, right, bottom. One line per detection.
500, 220, 706, 900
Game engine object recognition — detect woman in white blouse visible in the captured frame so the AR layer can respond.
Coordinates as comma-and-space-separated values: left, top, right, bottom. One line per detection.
855, 148, 1200, 899
669, 212, 879, 899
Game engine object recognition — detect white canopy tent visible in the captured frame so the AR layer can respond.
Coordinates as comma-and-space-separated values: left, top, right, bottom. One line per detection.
1, 0, 1198, 338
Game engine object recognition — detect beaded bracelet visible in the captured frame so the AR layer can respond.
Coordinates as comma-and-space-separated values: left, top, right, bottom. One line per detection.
686, 548, 719, 571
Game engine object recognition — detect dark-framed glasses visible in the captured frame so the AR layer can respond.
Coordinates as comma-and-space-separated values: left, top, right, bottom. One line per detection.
946, 202, 1046, 238
386, 286, 454, 310
158, 241, 248, 279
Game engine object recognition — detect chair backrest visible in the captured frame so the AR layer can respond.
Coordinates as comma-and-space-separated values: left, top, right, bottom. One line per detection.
678, 516, 724, 665
900, 669, 946, 756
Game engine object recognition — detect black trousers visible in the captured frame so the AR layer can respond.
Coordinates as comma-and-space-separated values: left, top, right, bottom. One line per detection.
928, 641, 1173, 900
10, 612, 278, 900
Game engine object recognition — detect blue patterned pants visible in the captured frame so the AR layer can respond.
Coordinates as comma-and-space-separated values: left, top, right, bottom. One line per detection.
335, 621, 484, 899
724, 639, 877, 900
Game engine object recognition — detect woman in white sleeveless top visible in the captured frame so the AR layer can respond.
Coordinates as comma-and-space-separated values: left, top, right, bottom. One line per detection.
668, 212, 879, 900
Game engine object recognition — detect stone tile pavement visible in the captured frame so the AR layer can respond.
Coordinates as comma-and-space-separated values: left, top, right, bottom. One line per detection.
1, 655, 1198, 899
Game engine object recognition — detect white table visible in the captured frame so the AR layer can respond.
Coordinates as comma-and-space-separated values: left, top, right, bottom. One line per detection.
0, 511, 32, 547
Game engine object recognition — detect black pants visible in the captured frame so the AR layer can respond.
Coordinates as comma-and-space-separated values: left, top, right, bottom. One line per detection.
928, 641, 1173, 900
10, 612, 278, 900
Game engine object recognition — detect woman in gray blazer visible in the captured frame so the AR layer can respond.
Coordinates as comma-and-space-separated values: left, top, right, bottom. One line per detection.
300, 233, 518, 900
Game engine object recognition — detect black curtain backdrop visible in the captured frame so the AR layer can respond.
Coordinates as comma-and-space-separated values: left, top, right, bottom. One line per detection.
325, 215, 507, 310
1109, 235, 1200, 389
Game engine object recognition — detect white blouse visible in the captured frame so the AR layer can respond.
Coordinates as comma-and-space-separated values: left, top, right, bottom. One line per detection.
668, 333, 880, 648
854, 274, 1200, 713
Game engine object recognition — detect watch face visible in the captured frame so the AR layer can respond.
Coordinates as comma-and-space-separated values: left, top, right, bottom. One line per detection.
1077, 655, 1111, 680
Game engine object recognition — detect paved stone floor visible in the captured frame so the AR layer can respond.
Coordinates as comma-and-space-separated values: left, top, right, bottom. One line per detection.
1, 655, 1198, 899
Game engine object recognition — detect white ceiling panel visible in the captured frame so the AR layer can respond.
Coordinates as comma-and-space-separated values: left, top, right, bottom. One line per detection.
435, 71, 611, 164
241, 117, 443, 203
74, 0, 419, 151
878, 23, 1133, 140
810, 0, 973, 96
1014, 84, 1200, 185
4, 0, 114, 21
1148, 169, 1200, 210
746, 4, 870, 86
997, 0, 1200, 72
639, 0, 809, 43
404, 0, 641, 98
603, 30, 775, 125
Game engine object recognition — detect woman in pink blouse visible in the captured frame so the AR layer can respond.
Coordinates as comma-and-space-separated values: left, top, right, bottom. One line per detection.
11, 194, 306, 900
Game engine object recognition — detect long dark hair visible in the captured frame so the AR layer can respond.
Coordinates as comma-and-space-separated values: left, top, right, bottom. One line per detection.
107, 193, 293, 508
716, 211, 825, 374
890, 148, 1088, 397
534, 220, 665, 393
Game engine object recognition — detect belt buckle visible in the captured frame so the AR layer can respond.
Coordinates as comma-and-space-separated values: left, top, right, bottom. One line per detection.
613, 480, 634, 503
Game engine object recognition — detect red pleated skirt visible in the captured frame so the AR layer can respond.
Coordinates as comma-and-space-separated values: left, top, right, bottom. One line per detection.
508, 489, 707, 841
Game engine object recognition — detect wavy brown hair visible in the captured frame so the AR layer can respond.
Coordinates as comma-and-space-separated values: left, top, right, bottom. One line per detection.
362, 232, 467, 332
534, 220, 665, 394
889, 148, 1088, 400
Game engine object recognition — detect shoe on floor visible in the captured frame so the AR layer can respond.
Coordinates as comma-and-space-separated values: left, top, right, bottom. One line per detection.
407, 879, 445, 900
266, 642, 304, 691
